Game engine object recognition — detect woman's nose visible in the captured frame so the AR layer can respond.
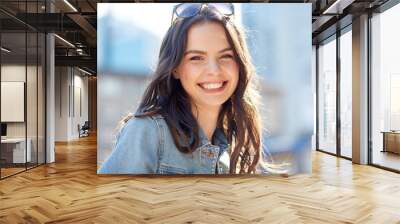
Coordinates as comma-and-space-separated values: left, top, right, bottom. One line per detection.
205, 59, 221, 75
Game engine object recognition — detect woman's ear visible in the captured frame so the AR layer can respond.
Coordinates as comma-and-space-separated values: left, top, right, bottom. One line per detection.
173, 69, 180, 79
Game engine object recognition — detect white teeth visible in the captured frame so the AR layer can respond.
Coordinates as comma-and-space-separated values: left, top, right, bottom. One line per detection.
200, 82, 224, 90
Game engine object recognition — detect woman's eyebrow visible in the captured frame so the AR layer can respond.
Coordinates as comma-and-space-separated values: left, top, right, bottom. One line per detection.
218, 47, 233, 53
184, 47, 233, 55
184, 50, 205, 55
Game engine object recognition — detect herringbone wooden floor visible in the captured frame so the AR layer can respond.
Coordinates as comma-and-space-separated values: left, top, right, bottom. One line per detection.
1, 135, 400, 224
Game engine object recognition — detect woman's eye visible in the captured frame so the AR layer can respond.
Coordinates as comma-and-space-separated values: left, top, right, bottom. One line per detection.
189, 56, 203, 61
221, 54, 234, 59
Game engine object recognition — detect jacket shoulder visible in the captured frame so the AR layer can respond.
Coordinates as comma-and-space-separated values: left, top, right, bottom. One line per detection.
98, 114, 163, 174
122, 114, 162, 133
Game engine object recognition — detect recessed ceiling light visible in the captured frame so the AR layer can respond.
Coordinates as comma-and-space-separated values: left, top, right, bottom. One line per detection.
63, 0, 78, 12
54, 34, 75, 48
1, 47, 11, 53
78, 67, 93, 76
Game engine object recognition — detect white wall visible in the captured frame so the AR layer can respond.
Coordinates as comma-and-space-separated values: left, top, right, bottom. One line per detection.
73, 72, 89, 137
55, 66, 68, 141
1, 65, 40, 138
54, 67, 89, 141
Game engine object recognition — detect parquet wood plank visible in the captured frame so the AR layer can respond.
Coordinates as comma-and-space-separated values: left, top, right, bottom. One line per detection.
0, 135, 399, 223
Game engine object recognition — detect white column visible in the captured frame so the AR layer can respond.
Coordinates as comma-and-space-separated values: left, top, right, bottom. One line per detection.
352, 14, 369, 164
46, 33, 55, 163
45, 1, 55, 163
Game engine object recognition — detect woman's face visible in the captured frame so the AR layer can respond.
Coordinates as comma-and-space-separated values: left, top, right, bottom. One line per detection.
174, 21, 239, 111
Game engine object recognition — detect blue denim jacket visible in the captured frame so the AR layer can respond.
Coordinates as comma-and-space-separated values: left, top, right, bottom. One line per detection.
98, 114, 230, 174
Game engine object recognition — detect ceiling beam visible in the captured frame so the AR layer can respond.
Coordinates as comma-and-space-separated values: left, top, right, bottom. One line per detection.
322, 0, 356, 14
67, 13, 97, 46
55, 55, 96, 71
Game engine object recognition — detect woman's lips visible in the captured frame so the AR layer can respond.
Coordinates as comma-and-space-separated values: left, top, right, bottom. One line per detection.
198, 81, 228, 93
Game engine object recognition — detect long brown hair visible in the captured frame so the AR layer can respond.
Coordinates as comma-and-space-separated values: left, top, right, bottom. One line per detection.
132, 6, 262, 174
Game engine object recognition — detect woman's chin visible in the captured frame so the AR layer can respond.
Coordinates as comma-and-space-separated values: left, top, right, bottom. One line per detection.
197, 97, 230, 108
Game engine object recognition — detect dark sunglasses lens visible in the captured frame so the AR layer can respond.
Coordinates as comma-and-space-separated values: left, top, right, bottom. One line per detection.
208, 3, 233, 15
176, 3, 202, 17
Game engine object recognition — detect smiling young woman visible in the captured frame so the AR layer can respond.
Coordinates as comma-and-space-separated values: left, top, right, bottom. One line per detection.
173, 21, 240, 142
98, 3, 265, 175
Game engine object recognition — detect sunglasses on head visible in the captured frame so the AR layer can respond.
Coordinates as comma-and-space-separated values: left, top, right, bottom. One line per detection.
171, 3, 235, 25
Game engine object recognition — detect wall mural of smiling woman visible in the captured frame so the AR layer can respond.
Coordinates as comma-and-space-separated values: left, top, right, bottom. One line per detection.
97, 3, 312, 175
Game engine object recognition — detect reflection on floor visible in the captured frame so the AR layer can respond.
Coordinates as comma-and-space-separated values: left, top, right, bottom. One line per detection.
0, 163, 40, 178
340, 147, 352, 159
373, 150, 400, 171
0, 167, 25, 178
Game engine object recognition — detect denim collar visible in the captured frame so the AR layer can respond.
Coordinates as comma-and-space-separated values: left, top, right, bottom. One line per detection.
177, 126, 228, 151
154, 114, 229, 153
197, 126, 229, 152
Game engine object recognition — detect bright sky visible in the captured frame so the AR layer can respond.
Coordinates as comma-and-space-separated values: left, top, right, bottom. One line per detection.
98, 3, 242, 39
98, 3, 174, 38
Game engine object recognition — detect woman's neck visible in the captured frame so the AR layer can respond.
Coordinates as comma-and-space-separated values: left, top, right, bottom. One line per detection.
191, 103, 221, 142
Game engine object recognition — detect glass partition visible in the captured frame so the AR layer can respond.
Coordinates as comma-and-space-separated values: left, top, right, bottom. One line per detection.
1, 30, 28, 177
0, 1, 46, 179
27, 30, 38, 169
38, 32, 45, 165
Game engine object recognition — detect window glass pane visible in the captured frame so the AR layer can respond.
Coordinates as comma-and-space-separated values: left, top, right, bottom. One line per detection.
312, 45, 317, 151
340, 29, 352, 158
371, 3, 400, 171
318, 37, 337, 154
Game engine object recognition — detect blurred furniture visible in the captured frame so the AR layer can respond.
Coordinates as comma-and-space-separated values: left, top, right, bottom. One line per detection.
78, 121, 90, 138
1, 123, 7, 138
0, 138, 32, 165
381, 131, 400, 154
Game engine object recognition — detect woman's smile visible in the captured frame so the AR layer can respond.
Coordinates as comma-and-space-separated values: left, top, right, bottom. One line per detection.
198, 80, 228, 93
